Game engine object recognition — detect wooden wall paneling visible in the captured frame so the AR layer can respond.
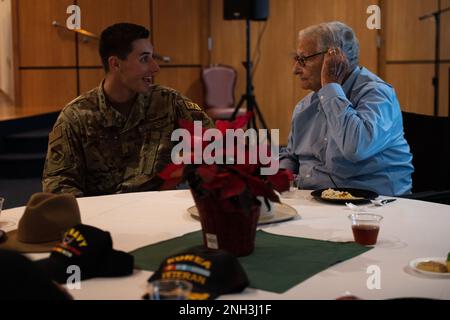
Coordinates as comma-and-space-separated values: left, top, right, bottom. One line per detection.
293, 0, 378, 72
209, 0, 296, 144
442, 0, 450, 60
384, 64, 434, 115
440, 63, 449, 116
378, 0, 388, 79
76, 0, 151, 66
151, 0, 208, 118
384, 0, 437, 61
19, 69, 77, 110
154, 67, 204, 106
209, 0, 247, 105
18, 0, 76, 66
251, 0, 296, 144
442, 1, 450, 116
210, 0, 379, 144
79, 68, 104, 93
11, 0, 21, 105
381, 0, 449, 116
0, 0, 16, 102
152, 0, 208, 65
293, 0, 379, 104
384, 64, 448, 116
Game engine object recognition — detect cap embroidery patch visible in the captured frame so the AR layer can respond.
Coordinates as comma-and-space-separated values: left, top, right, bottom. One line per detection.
52, 227, 88, 258
162, 254, 212, 286
148, 247, 249, 300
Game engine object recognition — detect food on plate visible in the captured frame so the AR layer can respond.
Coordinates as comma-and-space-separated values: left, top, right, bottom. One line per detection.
416, 261, 448, 273
321, 188, 364, 200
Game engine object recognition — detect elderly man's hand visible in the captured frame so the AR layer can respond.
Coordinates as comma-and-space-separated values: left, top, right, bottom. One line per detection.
321, 47, 349, 87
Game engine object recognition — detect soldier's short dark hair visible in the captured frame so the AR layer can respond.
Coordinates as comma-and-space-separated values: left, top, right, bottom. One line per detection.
99, 23, 150, 72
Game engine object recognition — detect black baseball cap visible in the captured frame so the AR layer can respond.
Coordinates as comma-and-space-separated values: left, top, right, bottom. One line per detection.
36, 224, 134, 284
147, 246, 249, 300
0, 249, 71, 300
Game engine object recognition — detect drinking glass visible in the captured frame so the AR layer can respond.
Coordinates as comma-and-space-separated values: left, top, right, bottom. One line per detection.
147, 279, 193, 300
348, 213, 383, 245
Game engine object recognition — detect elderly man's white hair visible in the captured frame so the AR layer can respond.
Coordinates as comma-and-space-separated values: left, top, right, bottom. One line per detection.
298, 21, 360, 70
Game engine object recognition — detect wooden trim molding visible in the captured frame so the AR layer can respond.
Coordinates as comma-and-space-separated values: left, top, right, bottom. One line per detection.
11, 0, 21, 106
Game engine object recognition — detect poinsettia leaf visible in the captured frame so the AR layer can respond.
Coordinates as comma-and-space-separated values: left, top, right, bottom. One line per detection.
215, 121, 229, 135
157, 163, 185, 190
231, 111, 254, 130
202, 171, 231, 189
215, 112, 253, 134
196, 165, 218, 183
220, 175, 246, 199
267, 191, 281, 203
178, 119, 195, 133
245, 175, 270, 196
160, 112, 289, 204
159, 178, 181, 190
267, 169, 294, 193
158, 163, 184, 180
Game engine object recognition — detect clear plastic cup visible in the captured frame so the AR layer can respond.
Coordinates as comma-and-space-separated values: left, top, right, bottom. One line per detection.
147, 279, 193, 300
348, 213, 383, 245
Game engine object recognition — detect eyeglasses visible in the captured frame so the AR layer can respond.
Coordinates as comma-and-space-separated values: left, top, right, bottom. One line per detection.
293, 50, 328, 67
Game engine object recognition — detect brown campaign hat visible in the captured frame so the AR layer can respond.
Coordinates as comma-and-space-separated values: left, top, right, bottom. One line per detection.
0, 193, 81, 253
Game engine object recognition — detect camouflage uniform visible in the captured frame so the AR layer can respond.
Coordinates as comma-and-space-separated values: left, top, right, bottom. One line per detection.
42, 81, 214, 197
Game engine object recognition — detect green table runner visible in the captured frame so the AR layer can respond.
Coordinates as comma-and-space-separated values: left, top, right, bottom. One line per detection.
131, 230, 372, 293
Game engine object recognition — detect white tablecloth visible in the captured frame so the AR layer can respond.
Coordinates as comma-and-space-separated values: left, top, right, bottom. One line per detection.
1, 190, 449, 300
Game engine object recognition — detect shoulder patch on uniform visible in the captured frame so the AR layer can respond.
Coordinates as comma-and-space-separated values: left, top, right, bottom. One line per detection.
48, 125, 63, 144
49, 144, 66, 164
152, 85, 178, 95
66, 95, 86, 106
184, 101, 202, 111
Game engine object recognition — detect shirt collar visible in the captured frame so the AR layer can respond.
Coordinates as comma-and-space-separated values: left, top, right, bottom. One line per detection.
97, 79, 149, 129
341, 66, 361, 97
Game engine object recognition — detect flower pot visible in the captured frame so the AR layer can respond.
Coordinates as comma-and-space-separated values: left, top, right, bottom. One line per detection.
191, 190, 260, 257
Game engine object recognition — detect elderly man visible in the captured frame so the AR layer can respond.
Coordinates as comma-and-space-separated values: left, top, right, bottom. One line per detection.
280, 21, 413, 196
42, 23, 213, 197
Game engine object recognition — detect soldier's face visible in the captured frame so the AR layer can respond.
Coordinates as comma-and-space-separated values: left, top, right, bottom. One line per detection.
293, 37, 324, 92
116, 38, 160, 93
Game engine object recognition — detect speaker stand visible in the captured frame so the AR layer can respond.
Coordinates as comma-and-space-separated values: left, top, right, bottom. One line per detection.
419, 6, 450, 116
231, 18, 271, 143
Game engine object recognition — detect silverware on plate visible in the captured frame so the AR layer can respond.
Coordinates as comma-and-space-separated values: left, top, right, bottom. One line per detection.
370, 199, 397, 206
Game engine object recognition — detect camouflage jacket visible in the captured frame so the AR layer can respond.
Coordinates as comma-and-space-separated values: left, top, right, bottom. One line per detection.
42, 82, 214, 197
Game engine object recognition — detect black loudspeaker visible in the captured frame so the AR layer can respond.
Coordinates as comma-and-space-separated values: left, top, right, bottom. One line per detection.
223, 0, 269, 21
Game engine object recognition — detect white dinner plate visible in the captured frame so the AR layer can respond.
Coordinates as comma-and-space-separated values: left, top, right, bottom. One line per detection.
187, 202, 299, 225
409, 257, 450, 277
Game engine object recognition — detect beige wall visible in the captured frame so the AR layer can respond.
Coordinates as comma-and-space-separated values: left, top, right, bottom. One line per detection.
381, 0, 450, 116
3, 0, 449, 138
209, 0, 379, 143
0, 0, 15, 101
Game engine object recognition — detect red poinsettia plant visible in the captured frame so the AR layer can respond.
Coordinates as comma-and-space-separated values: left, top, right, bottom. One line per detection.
158, 112, 293, 211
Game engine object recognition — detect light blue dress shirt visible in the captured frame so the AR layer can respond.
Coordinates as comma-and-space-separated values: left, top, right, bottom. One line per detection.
280, 67, 413, 196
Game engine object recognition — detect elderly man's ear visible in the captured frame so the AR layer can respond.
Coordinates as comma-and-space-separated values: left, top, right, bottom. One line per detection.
321, 47, 350, 87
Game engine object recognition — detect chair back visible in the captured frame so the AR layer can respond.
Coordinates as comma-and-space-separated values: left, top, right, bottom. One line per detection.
402, 111, 450, 192
202, 65, 237, 109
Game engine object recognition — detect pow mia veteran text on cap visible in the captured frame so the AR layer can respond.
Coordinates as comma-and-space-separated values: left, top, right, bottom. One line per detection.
147, 246, 249, 300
